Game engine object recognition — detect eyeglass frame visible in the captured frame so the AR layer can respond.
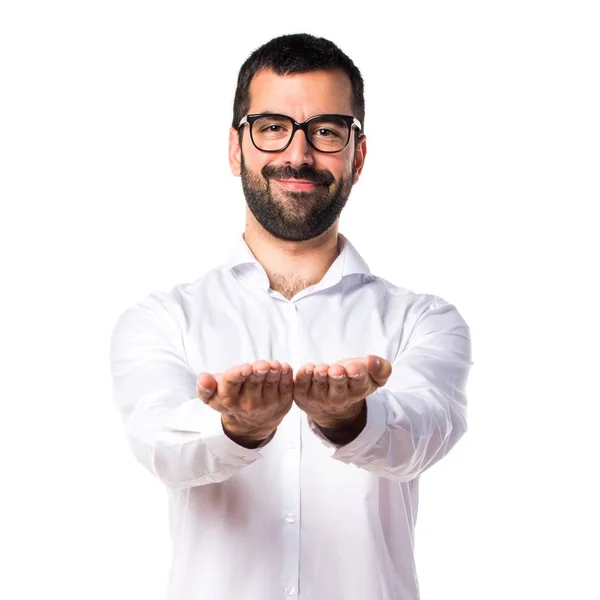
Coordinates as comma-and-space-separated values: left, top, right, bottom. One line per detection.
237, 113, 363, 154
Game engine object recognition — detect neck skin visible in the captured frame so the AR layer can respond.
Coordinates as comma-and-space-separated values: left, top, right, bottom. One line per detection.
243, 206, 341, 293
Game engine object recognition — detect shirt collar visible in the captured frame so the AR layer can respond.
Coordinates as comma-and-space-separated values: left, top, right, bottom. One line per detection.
224, 232, 371, 294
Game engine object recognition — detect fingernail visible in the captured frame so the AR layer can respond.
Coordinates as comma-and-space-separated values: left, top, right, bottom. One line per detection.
269, 368, 279, 374
197, 383, 211, 393
352, 372, 362, 378
331, 374, 345, 379
255, 368, 269, 375
241, 369, 252, 376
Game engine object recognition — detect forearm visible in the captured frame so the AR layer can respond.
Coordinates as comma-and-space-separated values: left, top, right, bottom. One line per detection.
124, 396, 269, 488
310, 297, 472, 481
110, 297, 270, 490
310, 387, 467, 481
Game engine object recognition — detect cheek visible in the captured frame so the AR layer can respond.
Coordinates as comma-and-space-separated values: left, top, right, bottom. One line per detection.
336, 148, 354, 170
315, 156, 340, 173
242, 142, 272, 174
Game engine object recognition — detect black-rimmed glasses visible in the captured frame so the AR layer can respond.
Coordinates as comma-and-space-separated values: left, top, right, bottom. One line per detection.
238, 113, 362, 153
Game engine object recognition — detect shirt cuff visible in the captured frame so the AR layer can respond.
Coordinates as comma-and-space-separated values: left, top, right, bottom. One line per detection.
163, 398, 268, 459
307, 391, 389, 458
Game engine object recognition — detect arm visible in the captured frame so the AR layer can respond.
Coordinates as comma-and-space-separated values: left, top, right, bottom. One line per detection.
309, 296, 473, 482
109, 293, 270, 489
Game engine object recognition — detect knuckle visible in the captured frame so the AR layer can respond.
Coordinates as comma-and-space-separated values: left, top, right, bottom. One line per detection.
222, 381, 241, 395
219, 395, 238, 408
240, 391, 260, 405
263, 387, 280, 404
243, 378, 262, 391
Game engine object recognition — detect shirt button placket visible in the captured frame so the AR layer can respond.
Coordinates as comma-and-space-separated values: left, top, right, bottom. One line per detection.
283, 301, 301, 598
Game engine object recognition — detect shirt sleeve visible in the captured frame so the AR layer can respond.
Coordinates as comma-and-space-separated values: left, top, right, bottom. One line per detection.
109, 292, 269, 489
308, 295, 473, 482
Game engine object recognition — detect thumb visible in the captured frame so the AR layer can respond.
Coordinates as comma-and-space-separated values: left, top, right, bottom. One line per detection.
366, 354, 392, 385
196, 373, 217, 397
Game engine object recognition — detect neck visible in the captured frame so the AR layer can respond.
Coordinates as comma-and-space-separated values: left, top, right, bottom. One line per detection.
243, 210, 341, 298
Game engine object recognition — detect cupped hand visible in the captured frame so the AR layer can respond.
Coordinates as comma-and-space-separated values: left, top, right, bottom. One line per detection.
197, 359, 294, 443
292, 354, 392, 428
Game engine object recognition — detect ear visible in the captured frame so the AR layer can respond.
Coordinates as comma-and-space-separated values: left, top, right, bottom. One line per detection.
228, 127, 242, 176
352, 134, 367, 184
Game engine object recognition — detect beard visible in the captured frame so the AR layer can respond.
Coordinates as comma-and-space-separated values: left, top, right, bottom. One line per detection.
240, 152, 355, 242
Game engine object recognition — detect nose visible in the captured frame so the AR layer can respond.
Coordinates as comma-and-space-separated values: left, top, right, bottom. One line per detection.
281, 127, 314, 167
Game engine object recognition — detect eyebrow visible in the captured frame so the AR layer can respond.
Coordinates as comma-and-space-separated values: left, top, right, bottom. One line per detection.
252, 111, 347, 118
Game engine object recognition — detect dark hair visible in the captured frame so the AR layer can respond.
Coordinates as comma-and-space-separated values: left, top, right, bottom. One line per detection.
232, 33, 365, 135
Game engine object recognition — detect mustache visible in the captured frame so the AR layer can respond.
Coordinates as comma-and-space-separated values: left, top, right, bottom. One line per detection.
262, 164, 335, 186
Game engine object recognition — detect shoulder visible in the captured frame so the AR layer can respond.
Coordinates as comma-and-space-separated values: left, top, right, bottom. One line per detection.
111, 263, 223, 337
368, 273, 470, 331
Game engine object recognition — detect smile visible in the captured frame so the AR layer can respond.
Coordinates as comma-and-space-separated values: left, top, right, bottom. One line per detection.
273, 179, 324, 192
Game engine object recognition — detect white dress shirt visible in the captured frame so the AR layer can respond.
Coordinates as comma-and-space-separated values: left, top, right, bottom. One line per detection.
110, 232, 472, 600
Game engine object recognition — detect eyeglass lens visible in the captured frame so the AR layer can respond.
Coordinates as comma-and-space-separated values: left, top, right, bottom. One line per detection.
251, 116, 350, 152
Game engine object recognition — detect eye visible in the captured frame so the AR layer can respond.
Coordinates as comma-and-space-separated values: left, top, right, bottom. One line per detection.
253, 116, 292, 137
309, 118, 347, 140
262, 124, 285, 133
315, 127, 339, 138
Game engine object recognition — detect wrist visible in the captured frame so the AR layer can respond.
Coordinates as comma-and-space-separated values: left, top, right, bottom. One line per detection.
313, 399, 367, 430
221, 419, 276, 449
313, 400, 367, 446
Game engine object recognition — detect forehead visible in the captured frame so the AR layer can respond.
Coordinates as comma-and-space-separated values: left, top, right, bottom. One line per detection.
248, 68, 353, 117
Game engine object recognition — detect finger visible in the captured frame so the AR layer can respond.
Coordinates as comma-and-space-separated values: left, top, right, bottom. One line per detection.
219, 363, 253, 401
262, 361, 282, 402
264, 360, 281, 384
327, 365, 349, 403
222, 363, 253, 385
346, 362, 370, 395
279, 362, 294, 402
239, 360, 270, 406
293, 363, 315, 394
312, 363, 330, 395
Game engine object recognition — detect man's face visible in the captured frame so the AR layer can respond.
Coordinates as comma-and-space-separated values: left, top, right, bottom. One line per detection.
229, 68, 367, 242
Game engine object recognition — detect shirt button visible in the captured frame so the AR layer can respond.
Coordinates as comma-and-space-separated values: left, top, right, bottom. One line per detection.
285, 512, 296, 523
284, 584, 295, 596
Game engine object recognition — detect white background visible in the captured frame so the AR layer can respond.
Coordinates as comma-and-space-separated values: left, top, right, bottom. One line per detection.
1, 1, 598, 598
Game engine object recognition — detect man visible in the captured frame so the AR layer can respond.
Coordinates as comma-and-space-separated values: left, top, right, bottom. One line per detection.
110, 33, 472, 600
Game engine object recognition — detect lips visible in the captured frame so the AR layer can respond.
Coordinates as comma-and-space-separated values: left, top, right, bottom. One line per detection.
274, 179, 323, 191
